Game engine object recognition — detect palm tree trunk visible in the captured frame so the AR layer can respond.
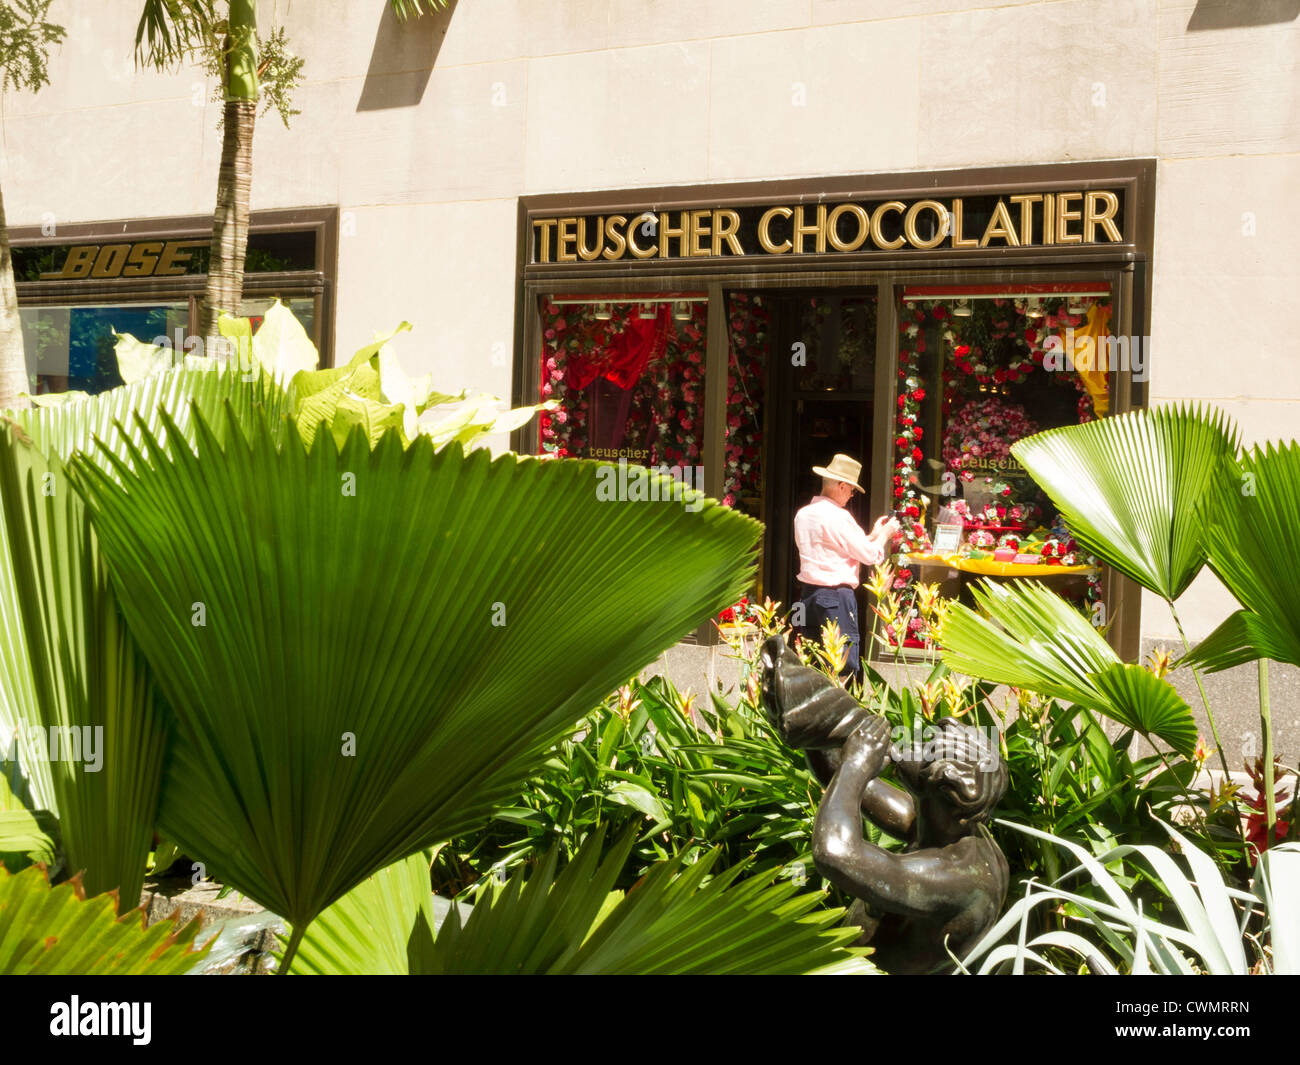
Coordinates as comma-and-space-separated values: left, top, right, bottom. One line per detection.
198, 0, 259, 354
198, 97, 256, 350
0, 179, 30, 410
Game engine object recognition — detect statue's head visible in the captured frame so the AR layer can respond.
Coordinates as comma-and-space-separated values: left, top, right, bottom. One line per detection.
891, 718, 1007, 837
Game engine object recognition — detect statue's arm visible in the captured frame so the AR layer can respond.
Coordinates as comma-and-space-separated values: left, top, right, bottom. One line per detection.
806, 749, 916, 841
812, 724, 969, 919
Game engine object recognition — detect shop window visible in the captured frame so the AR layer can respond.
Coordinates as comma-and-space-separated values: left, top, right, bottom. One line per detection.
538, 296, 708, 472
887, 284, 1114, 651
19, 297, 318, 397
20, 303, 189, 396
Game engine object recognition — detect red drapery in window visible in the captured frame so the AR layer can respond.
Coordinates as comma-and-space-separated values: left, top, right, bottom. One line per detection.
567, 305, 672, 391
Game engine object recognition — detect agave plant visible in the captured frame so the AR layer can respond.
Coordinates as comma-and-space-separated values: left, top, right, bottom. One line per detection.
959, 820, 1299, 975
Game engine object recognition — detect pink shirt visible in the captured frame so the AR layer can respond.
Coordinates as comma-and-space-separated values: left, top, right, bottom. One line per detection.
794, 495, 885, 587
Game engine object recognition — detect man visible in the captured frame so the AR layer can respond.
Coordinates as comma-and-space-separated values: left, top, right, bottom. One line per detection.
760, 636, 1010, 974
793, 454, 899, 676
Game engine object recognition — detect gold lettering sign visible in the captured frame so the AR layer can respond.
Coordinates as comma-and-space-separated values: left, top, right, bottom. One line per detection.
40, 240, 208, 280
530, 190, 1127, 264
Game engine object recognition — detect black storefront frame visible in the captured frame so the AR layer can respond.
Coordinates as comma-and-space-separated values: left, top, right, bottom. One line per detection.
10, 207, 340, 371
514, 161, 1155, 657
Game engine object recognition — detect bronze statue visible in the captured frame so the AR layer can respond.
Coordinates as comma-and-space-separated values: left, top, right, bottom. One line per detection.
760, 636, 1009, 974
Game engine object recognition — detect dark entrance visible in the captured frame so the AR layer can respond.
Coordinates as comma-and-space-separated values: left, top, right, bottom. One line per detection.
759, 291, 879, 613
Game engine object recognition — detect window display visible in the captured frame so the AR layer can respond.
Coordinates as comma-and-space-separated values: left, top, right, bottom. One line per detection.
886, 285, 1114, 650
537, 294, 767, 520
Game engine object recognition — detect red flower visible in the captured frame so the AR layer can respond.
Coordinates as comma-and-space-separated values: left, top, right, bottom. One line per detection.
904, 504, 919, 518
911, 447, 923, 461
896, 436, 908, 448
955, 344, 970, 357
933, 305, 948, 319
912, 388, 926, 402
897, 395, 906, 409
894, 486, 905, 498
913, 427, 923, 440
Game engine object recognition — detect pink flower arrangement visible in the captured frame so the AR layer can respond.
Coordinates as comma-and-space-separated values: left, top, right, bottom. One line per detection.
941, 397, 1039, 482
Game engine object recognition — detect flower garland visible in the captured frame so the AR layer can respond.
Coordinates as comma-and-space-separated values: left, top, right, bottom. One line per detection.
723, 293, 767, 510
892, 301, 935, 552
537, 297, 765, 512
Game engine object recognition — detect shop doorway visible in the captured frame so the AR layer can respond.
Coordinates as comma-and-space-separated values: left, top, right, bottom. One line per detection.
759, 291, 878, 612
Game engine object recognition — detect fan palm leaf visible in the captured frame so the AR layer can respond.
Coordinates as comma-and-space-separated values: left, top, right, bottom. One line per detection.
940, 579, 1197, 757
0, 365, 287, 904
71, 403, 760, 948
0, 864, 208, 975
290, 828, 872, 975
1010, 404, 1239, 602
1182, 442, 1300, 672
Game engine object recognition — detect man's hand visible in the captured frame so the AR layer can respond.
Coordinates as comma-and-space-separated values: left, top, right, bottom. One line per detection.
840, 714, 892, 779
871, 515, 902, 549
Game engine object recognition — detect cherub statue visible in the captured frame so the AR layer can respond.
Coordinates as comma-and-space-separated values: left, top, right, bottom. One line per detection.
760, 635, 1009, 974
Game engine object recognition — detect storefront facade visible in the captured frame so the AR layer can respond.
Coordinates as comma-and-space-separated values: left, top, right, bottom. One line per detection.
10, 209, 336, 393
514, 160, 1155, 655
3, 1, 1296, 742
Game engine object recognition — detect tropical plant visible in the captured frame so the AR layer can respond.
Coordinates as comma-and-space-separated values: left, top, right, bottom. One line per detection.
959, 821, 1299, 975
288, 828, 874, 975
0, 360, 287, 905
1008, 405, 1242, 787
1182, 442, 1300, 846
70, 395, 760, 967
0, 0, 66, 409
124, 300, 551, 451
939, 579, 1198, 759
134, 1, 304, 346
431, 672, 825, 898
0, 864, 209, 974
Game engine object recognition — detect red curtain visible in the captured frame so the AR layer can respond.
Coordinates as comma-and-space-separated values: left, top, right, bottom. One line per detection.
567, 305, 671, 391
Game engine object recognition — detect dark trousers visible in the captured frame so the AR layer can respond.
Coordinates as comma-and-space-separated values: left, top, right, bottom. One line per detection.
797, 583, 861, 678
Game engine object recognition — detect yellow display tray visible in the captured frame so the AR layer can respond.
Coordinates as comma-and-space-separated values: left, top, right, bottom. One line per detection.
899, 552, 1099, 577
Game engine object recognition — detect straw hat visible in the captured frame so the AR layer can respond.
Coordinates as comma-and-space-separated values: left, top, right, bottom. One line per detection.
812, 454, 865, 493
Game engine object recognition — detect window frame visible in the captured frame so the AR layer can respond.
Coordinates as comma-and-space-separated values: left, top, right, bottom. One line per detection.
513, 161, 1154, 655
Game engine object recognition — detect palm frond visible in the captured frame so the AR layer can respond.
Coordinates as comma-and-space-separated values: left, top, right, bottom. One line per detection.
134, 0, 216, 70
71, 403, 761, 937
0, 864, 208, 974
291, 828, 873, 974
1183, 442, 1300, 671
940, 579, 1196, 756
0, 365, 289, 903
1011, 404, 1239, 601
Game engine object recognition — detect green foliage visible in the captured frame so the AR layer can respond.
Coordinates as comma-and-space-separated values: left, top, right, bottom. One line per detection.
940, 579, 1198, 757
120, 302, 553, 451
1010, 403, 1239, 602
960, 822, 1298, 975
290, 829, 874, 975
72, 399, 760, 947
0, 363, 287, 904
433, 672, 825, 896
1184, 441, 1300, 673
0, 864, 209, 974
0, 0, 65, 94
